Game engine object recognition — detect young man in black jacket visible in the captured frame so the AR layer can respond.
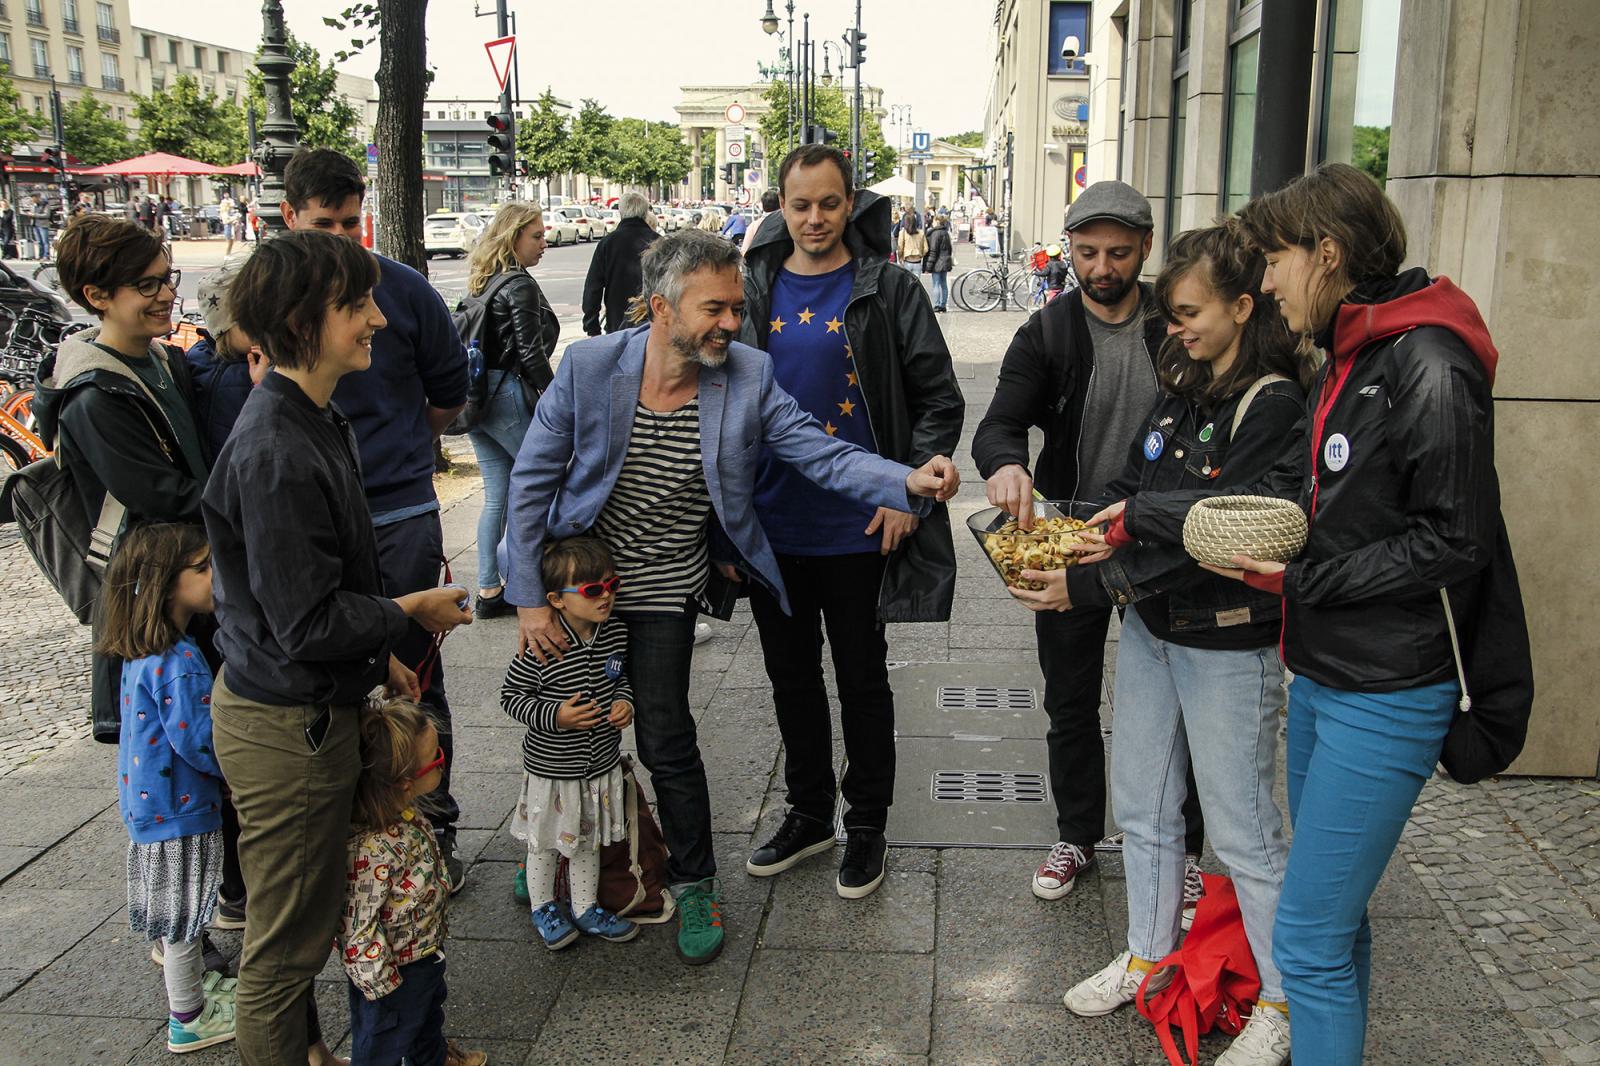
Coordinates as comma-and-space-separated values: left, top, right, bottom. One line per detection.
736, 144, 965, 899
972, 181, 1203, 902
581, 191, 658, 335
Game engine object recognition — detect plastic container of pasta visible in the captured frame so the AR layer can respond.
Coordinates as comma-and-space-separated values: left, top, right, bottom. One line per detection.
967, 500, 1106, 591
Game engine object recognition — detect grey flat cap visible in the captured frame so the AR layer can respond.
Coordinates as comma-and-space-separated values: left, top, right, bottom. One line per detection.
1065, 180, 1154, 232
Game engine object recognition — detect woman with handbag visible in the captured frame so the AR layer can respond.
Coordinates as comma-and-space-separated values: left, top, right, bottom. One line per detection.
896, 209, 926, 275
1099, 163, 1511, 1066
463, 202, 558, 619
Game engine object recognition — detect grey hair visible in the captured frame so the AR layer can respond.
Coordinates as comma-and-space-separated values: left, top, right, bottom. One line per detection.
618, 191, 650, 220
630, 229, 742, 323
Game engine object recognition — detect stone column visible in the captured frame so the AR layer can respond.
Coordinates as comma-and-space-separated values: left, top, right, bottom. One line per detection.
1387, 0, 1600, 775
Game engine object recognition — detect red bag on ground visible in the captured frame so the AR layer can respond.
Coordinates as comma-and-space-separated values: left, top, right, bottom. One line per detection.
1134, 872, 1262, 1066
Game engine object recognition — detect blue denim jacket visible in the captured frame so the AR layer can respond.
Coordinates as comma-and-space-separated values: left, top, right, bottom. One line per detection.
503, 326, 926, 613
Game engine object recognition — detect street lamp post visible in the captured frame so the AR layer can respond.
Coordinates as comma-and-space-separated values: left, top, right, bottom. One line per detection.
254, 0, 300, 241
760, 0, 796, 156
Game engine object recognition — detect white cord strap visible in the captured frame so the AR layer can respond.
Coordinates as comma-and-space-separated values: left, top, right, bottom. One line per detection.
1440, 587, 1473, 714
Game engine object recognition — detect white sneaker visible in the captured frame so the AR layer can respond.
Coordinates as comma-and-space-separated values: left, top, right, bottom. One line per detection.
1062, 951, 1172, 1017
693, 622, 714, 645
1216, 1004, 1291, 1066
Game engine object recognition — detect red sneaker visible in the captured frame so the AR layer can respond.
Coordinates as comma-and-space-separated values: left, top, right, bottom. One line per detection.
1032, 842, 1094, 900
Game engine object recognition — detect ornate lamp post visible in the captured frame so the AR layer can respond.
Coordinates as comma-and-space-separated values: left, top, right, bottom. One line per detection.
253, 0, 300, 240
760, 0, 797, 155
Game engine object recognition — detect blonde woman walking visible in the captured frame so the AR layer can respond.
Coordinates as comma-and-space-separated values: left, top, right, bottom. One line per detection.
464, 202, 558, 618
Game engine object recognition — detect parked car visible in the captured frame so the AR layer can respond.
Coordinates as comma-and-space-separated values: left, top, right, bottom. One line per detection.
550, 205, 600, 242
539, 205, 580, 247
652, 205, 680, 231
584, 205, 616, 235
422, 211, 487, 258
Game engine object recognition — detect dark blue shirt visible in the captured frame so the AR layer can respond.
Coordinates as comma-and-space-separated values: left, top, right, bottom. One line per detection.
753, 262, 879, 555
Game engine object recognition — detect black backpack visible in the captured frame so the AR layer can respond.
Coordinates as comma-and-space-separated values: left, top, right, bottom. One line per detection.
444, 271, 523, 435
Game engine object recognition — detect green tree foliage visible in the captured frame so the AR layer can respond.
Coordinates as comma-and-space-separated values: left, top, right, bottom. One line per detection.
516, 90, 575, 188
0, 63, 45, 154
132, 75, 247, 165
61, 91, 131, 166
609, 119, 692, 198
757, 79, 896, 184
941, 130, 984, 148
567, 98, 618, 182
246, 32, 364, 163
1352, 125, 1390, 185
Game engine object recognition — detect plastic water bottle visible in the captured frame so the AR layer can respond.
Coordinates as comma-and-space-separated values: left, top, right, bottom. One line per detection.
466, 339, 483, 386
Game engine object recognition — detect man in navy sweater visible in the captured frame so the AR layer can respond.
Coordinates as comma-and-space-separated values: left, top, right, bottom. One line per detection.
279, 150, 471, 886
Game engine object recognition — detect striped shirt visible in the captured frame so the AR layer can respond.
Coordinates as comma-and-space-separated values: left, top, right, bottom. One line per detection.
592, 400, 711, 614
500, 615, 632, 779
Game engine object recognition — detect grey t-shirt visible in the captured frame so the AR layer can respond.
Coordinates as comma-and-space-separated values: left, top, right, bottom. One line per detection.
1076, 299, 1159, 499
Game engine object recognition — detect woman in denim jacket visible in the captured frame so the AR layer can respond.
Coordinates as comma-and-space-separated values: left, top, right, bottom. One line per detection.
1012, 221, 1311, 1066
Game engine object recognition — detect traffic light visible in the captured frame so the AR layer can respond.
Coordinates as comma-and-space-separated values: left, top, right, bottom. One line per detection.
846, 28, 867, 66
720, 163, 735, 185
486, 111, 515, 177
808, 126, 838, 147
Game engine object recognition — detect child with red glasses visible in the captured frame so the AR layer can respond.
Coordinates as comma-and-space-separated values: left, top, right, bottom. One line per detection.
501, 536, 638, 950
340, 698, 486, 1066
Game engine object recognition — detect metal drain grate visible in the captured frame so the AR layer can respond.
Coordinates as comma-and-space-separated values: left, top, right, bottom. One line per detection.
931, 770, 1048, 803
936, 686, 1036, 712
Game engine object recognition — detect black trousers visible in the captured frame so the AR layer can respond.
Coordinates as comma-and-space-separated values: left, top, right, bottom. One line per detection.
374, 510, 459, 836
749, 552, 895, 833
1036, 606, 1204, 854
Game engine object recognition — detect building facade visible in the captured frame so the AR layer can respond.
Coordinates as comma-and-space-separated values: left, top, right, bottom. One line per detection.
898, 139, 980, 211
983, 0, 1093, 248
2, 0, 137, 125
1088, 0, 1599, 776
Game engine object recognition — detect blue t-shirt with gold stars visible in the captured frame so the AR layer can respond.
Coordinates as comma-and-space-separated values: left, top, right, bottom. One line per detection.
754, 262, 880, 555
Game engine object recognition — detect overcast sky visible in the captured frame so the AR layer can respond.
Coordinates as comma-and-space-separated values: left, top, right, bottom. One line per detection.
130, 0, 996, 138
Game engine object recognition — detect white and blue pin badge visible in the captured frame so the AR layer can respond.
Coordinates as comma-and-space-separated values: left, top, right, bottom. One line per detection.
1143, 430, 1165, 461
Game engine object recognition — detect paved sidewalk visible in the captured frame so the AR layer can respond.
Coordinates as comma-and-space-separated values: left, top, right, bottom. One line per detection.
1, 305, 1595, 1064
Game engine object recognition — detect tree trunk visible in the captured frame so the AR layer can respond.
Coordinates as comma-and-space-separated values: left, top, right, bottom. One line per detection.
375, 0, 427, 273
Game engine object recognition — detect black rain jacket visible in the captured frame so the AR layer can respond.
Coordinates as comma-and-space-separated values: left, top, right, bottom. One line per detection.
581, 216, 658, 336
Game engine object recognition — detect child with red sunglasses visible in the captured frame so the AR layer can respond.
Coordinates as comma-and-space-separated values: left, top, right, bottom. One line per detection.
501, 536, 639, 950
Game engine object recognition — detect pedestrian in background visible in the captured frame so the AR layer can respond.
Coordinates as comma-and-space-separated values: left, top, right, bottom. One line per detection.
0, 198, 16, 260
896, 208, 926, 275
138, 194, 157, 233
742, 189, 780, 255
924, 212, 953, 312
462, 201, 556, 620
720, 205, 748, 244
219, 195, 239, 256
580, 190, 658, 336
26, 194, 52, 259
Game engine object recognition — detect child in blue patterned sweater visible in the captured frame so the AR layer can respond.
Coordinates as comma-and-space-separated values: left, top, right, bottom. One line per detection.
98, 522, 235, 1055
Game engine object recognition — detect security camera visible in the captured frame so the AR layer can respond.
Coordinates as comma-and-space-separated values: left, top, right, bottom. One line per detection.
1061, 35, 1082, 59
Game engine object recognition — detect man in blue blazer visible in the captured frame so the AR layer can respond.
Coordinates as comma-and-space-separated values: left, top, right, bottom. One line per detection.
505, 229, 958, 965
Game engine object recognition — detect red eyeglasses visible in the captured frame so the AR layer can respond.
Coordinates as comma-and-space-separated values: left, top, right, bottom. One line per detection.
413, 746, 446, 778
559, 575, 624, 599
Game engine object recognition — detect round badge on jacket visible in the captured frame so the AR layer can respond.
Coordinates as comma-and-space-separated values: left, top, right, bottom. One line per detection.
1143, 430, 1165, 461
1323, 432, 1351, 472
605, 654, 625, 681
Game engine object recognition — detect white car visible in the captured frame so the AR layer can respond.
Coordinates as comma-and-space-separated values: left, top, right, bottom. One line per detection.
653, 205, 680, 231
581, 205, 613, 235
551, 205, 601, 242
423, 211, 486, 258
538, 205, 580, 247
597, 208, 621, 234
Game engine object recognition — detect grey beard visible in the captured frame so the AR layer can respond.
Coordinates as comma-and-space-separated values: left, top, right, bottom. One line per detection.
671, 328, 732, 368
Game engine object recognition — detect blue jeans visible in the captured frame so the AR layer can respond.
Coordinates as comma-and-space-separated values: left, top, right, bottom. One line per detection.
31, 225, 49, 259
1111, 610, 1289, 999
618, 607, 714, 885
348, 955, 447, 1066
466, 370, 533, 590
1273, 674, 1456, 1065
929, 271, 949, 309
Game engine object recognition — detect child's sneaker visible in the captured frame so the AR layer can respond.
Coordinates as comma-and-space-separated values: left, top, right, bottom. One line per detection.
573, 904, 639, 943
200, 970, 237, 998
513, 862, 529, 904
531, 900, 579, 951
167, 992, 237, 1053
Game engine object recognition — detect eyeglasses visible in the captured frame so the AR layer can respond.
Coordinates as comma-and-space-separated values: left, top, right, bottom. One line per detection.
413, 746, 446, 779
129, 269, 181, 298
559, 575, 623, 599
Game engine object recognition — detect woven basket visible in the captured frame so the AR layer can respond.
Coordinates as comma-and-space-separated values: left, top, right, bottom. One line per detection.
1182, 495, 1307, 568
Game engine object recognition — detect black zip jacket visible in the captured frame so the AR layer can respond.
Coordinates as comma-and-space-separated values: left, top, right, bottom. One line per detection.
33, 328, 207, 527
483, 269, 557, 393
924, 223, 954, 274
202, 373, 409, 707
972, 285, 1168, 501
1127, 269, 1501, 691
581, 217, 658, 336
1068, 375, 1306, 649
738, 189, 967, 623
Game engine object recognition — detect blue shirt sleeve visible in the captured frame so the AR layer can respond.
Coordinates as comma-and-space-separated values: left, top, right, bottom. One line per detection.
401, 260, 469, 410
153, 642, 223, 779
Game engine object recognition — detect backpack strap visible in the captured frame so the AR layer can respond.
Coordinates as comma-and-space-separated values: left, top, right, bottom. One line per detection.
84, 493, 126, 577
1440, 588, 1473, 714
1230, 374, 1290, 440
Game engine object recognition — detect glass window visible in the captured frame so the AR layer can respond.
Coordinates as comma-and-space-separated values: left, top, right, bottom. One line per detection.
1176, 0, 1195, 54
217, 51, 226, 73
99, 51, 116, 78
931, 169, 941, 181
1222, 33, 1260, 214
1318, 0, 1401, 184
193, 45, 203, 67
0, 34, 10, 64
1166, 74, 1187, 240
95, 0, 110, 27
65, 43, 80, 75
60, 0, 77, 25
29, 35, 46, 74
1047, 1, 1090, 76
167, 39, 177, 63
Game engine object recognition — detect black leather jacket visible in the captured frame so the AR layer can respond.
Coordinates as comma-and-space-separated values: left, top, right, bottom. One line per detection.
1128, 270, 1500, 691
484, 270, 556, 395
738, 191, 966, 623
582, 217, 657, 336
1068, 376, 1305, 649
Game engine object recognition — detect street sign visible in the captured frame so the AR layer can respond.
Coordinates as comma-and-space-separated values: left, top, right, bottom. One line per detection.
908, 152, 932, 161
912, 131, 931, 153
738, 188, 752, 205
725, 140, 745, 163
484, 35, 516, 93
725, 124, 745, 142
1075, 165, 1088, 189
745, 168, 762, 188
725, 102, 747, 125
365, 143, 378, 169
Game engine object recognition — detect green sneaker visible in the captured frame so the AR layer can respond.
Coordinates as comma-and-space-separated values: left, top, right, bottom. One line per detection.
674, 878, 724, 966
201, 970, 237, 997
514, 861, 529, 904
167, 991, 237, 1053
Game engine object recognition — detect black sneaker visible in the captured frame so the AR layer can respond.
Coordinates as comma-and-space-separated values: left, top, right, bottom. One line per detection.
475, 589, 515, 619
745, 811, 835, 876
836, 828, 887, 899
211, 894, 246, 930
440, 832, 467, 895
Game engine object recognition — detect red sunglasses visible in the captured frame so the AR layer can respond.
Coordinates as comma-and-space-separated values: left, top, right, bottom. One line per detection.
413, 746, 446, 779
559, 575, 623, 599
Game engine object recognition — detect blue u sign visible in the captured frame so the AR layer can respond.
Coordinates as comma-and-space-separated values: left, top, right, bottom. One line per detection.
912, 132, 931, 153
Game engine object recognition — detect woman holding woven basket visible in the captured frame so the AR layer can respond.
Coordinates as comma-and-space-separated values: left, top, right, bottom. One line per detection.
1092, 164, 1510, 1066
1010, 221, 1310, 1065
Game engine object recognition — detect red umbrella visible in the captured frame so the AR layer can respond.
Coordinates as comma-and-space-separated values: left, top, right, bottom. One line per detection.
77, 151, 222, 176
215, 161, 261, 176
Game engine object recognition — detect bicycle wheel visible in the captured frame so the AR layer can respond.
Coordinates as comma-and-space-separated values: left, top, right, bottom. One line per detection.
1006, 271, 1034, 310
32, 262, 59, 292
958, 269, 1004, 312
0, 431, 29, 471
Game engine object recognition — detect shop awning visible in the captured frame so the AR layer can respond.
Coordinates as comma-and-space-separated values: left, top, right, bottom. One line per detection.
866, 174, 917, 198
77, 152, 221, 176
